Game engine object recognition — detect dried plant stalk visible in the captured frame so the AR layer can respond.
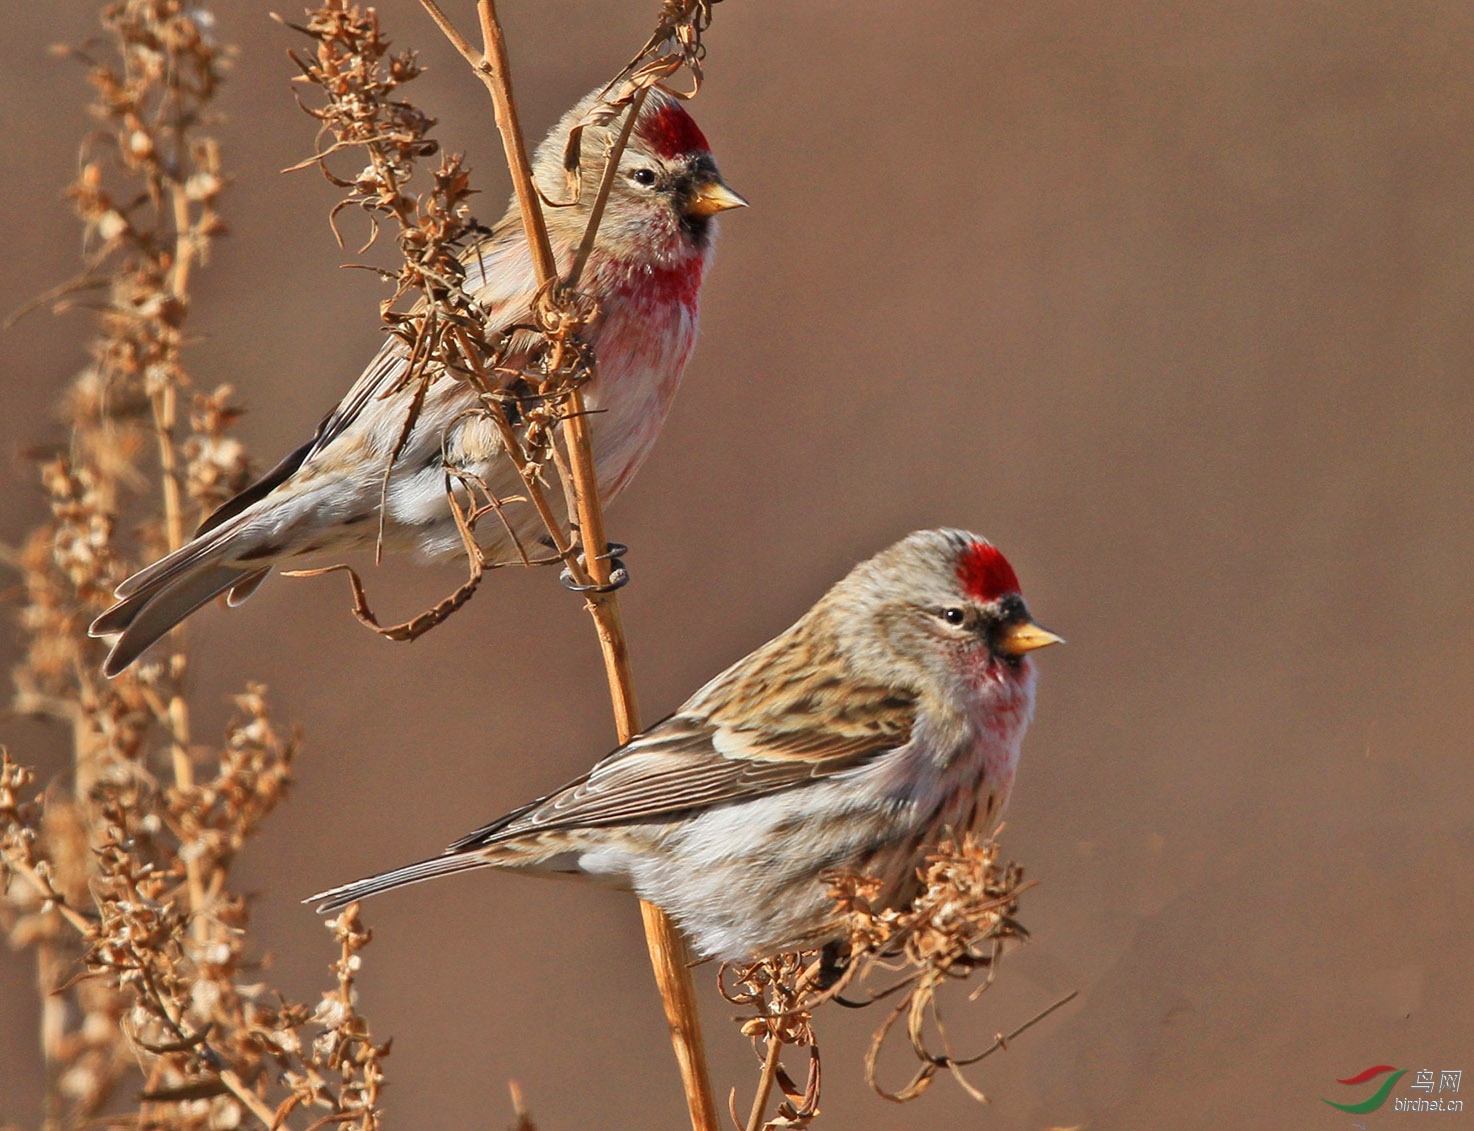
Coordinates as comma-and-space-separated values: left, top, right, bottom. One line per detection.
286, 0, 727, 1126
723, 834, 1072, 1127
2, 4, 387, 1128
427, 3, 720, 1127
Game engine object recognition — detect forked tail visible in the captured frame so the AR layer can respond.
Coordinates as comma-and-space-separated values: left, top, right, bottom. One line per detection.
89, 508, 269, 676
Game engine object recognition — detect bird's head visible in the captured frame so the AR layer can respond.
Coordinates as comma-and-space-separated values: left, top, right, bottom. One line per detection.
827, 529, 1063, 706
533, 86, 746, 268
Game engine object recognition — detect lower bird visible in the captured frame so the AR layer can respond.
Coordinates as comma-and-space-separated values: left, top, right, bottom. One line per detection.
309, 529, 1062, 961
90, 84, 745, 676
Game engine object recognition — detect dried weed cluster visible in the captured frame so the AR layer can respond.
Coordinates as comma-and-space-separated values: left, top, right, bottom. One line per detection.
4, 1, 1056, 1130
2, 4, 385, 1129
721, 834, 1055, 1130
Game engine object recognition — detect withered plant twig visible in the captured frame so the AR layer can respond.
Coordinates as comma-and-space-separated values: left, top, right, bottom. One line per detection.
720, 953, 824, 1129
721, 835, 1070, 1125
566, 85, 650, 289
403, 1, 721, 1127
2, 5, 390, 1128
743, 1036, 785, 1131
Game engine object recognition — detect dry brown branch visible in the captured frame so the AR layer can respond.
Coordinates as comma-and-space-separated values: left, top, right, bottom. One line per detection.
721, 835, 1072, 1126
283, 475, 489, 642
505, 1081, 537, 1131
720, 953, 824, 1130
2, 4, 389, 1128
282, 0, 729, 1125
742, 1036, 786, 1131
422, 3, 720, 1126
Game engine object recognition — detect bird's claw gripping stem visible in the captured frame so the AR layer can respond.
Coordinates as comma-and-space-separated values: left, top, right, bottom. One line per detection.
560, 542, 629, 593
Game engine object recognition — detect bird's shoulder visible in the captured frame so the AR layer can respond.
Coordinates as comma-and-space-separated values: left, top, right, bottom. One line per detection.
684, 625, 919, 764
289, 224, 542, 466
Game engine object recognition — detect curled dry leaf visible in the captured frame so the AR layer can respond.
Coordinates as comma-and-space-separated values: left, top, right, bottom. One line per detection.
722, 834, 1069, 1124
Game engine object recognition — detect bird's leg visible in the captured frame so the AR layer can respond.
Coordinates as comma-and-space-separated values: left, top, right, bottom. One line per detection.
814, 939, 853, 992
559, 539, 629, 593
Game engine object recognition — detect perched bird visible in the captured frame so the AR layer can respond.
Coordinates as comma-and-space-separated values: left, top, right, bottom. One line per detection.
91, 86, 745, 676
309, 529, 1062, 961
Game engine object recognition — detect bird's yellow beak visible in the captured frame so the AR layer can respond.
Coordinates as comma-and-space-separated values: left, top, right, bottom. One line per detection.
996, 621, 1065, 657
685, 180, 749, 217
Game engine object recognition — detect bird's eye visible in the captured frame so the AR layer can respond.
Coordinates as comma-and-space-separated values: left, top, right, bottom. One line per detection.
630, 167, 657, 187
941, 608, 966, 626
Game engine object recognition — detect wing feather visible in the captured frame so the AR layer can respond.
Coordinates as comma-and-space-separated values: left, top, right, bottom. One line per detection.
449, 686, 916, 852
190, 222, 531, 543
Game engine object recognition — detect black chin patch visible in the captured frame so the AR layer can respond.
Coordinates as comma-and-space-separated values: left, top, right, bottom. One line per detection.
679, 209, 712, 247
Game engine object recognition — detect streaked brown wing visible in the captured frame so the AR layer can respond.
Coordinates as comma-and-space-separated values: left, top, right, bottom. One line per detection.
191, 333, 412, 540
270, 222, 529, 477
448, 689, 917, 852
300, 339, 407, 462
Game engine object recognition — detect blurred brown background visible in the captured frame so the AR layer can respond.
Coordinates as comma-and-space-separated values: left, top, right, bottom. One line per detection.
4, 2, 1473, 1128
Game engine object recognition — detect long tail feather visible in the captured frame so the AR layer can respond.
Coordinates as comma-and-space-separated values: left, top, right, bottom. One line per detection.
111, 518, 244, 601
308, 852, 491, 914
94, 564, 254, 677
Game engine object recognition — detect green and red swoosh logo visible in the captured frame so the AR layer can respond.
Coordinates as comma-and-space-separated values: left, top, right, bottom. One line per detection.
1322, 1065, 1407, 1113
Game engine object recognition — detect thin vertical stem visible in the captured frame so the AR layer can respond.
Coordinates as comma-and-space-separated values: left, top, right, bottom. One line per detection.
744, 1034, 784, 1131
567, 86, 649, 290
158, 181, 205, 937
414, 2, 719, 1127
418, 0, 557, 282
39, 940, 64, 1131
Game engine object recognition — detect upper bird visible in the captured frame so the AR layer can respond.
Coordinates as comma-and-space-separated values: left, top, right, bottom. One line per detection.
91, 86, 745, 676
309, 529, 1062, 961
